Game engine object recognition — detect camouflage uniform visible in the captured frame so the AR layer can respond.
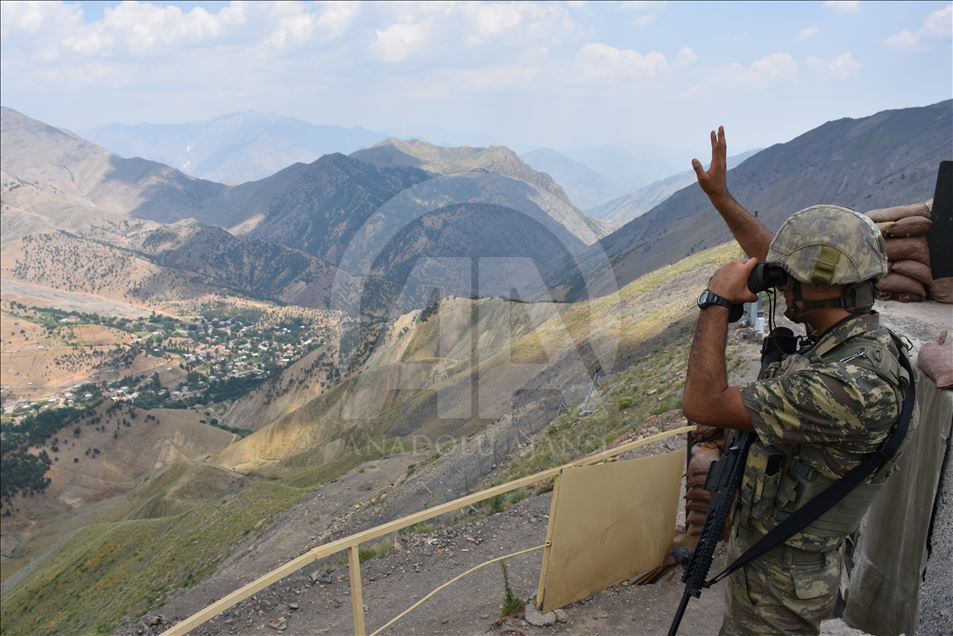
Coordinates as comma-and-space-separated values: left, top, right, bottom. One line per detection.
718, 312, 917, 635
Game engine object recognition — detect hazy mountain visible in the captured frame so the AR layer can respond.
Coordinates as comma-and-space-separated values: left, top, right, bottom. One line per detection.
520, 148, 621, 209
0, 106, 229, 241
85, 111, 387, 184
561, 144, 687, 193
352, 138, 609, 243
565, 100, 953, 299
589, 148, 761, 228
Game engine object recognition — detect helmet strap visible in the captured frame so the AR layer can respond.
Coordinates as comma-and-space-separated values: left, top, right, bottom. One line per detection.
788, 281, 875, 315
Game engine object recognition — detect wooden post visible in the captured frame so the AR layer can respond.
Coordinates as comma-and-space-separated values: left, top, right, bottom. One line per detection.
348, 545, 366, 636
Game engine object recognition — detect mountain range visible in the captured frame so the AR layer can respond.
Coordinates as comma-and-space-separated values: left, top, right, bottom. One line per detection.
83, 111, 387, 185
1, 108, 606, 316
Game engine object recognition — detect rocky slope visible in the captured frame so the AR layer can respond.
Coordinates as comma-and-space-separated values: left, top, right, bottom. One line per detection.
353, 138, 609, 244
1, 221, 355, 310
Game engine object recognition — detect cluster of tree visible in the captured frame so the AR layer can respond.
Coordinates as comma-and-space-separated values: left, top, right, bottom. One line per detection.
0, 405, 96, 502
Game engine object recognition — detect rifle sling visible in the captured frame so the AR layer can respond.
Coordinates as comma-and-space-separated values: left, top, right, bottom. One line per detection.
707, 352, 916, 587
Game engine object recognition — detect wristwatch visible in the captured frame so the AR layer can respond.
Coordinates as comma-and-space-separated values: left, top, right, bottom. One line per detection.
697, 289, 745, 323
697, 289, 732, 310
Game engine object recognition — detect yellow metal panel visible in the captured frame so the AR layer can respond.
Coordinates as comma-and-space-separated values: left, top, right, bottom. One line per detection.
537, 449, 684, 612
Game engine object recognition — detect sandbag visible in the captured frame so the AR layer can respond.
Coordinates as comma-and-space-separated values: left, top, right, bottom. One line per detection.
691, 425, 725, 443
929, 277, 953, 304
917, 330, 953, 389
886, 237, 931, 266
685, 442, 722, 537
891, 259, 933, 286
885, 215, 933, 238
866, 203, 931, 223
876, 272, 927, 301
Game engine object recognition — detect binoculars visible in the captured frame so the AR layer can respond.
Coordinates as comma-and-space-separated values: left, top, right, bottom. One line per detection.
747, 262, 787, 293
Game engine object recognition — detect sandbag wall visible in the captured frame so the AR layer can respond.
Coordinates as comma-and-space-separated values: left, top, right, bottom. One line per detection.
684, 425, 729, 540
867, 201, 951, 303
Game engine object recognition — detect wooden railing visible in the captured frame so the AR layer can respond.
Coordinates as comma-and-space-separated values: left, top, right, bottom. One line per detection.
161, 425, 693, 636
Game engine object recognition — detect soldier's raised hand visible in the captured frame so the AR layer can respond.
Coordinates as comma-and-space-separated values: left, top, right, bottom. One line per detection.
692, 126, 728, 202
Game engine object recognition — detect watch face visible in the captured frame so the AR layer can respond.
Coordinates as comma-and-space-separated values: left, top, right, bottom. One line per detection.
697, 290, 711, 308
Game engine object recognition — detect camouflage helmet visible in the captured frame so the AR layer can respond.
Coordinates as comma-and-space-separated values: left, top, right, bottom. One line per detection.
766, 204, 887, 285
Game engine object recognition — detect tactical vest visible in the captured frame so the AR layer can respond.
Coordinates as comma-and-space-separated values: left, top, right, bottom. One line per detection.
735, 320, 915, 552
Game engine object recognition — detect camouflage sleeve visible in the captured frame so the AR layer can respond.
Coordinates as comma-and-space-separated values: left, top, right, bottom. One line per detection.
739, 363, 899, 450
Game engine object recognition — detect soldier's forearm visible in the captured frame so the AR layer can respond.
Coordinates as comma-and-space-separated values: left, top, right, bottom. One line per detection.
683, 307, 754, 431
710, 191, 773, 261
684, 307, 730, 419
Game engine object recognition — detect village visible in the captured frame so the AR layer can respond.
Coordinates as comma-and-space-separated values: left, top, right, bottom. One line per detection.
0, 301, 329, 426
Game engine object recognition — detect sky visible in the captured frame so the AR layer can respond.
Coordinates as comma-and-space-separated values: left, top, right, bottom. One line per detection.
1, 1, 951, 155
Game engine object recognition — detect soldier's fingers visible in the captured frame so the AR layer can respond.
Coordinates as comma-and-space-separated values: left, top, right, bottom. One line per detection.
718, 126, 726, 150
710, 130, 717, 151
692, 158, 706, 180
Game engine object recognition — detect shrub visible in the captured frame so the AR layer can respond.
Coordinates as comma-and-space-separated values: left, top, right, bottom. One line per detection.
499, 561, 524, 618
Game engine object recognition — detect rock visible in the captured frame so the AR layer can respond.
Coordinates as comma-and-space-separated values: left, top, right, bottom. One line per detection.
524, 604, 557, 627
146, 615, 164, 626
269, 616, 287, 631
554, 609, 569, 623
288, 602, 299, 611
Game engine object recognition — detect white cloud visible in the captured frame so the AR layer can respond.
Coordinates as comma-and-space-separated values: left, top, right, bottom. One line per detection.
0, 1, 83, 36
316, 2, 361, 39
575, 42, 686, 81
824, 1, 861, 14
674, 47, 698, 67
619, 0, 666, 28
371, 21, 430, 63
796, 25, 819, 40
807, 52, 861, 80
4, 1, 359, 60
923, 4, 953, 37
887, 4, 952, 51
465, 3, 524, 37
460, 3, 577, 46
721, 53, 798, 88
631, 14, 659, 28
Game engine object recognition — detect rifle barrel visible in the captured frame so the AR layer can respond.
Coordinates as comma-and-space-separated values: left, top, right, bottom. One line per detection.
667, 590, 692, 636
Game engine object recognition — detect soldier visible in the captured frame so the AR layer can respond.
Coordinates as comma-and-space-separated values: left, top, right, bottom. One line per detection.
681, 127, 917, 634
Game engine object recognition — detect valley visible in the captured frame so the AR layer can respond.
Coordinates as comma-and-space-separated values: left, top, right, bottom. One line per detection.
1, 98, 950, 636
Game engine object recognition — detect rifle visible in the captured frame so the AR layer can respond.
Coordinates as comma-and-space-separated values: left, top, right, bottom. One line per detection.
667, 429, 753, 636
667, 327, 796, 636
